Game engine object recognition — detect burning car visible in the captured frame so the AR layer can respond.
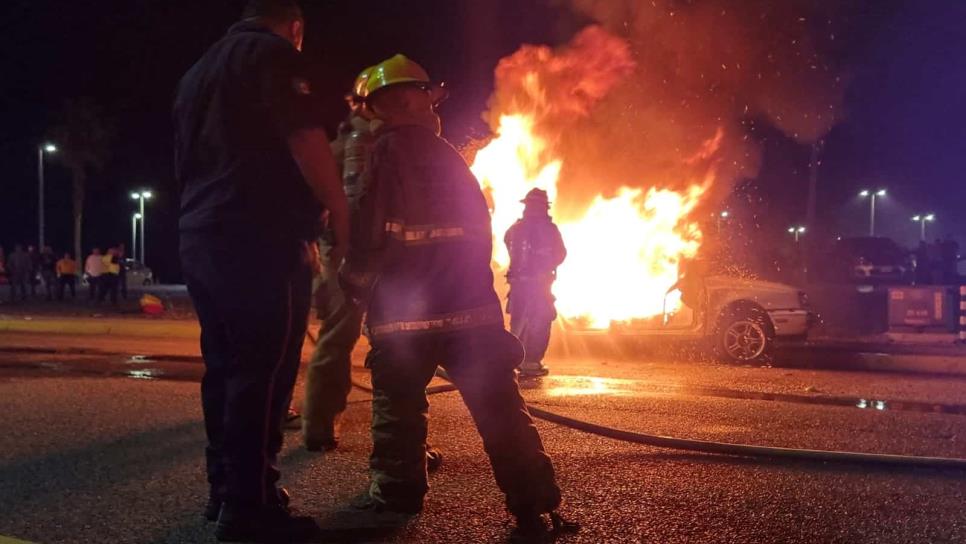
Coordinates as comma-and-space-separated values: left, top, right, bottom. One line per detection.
466, 25, 820, 363
666, 275, 812, 362
557, 272, 813, 363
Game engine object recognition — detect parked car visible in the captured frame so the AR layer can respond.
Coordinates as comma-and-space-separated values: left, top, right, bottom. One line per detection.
79, 259, 155, 287
566, 274, 815, 363
816, 237, 911, 284
124, 259, 155, 286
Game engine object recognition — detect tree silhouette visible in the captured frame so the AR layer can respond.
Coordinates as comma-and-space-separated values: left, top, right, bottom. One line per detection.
49, 98, 114, 262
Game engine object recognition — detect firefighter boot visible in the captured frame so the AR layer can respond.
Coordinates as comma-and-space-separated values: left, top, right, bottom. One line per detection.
305, 412, 342, 452
519, 361, 550, 377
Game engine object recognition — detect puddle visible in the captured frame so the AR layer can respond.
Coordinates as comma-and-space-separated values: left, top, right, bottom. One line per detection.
0, 357, 198, 382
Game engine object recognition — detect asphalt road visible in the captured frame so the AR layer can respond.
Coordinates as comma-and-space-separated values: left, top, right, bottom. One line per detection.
1, 345, 965, 543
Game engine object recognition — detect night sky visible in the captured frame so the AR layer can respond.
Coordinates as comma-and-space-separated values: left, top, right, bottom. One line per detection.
1, 0, 964, 282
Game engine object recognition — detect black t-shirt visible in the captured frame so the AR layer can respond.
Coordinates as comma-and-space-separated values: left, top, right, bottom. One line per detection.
173, 21, 324, 242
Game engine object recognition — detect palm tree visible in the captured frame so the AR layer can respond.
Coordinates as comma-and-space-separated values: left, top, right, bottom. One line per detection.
49, 99, 114, 262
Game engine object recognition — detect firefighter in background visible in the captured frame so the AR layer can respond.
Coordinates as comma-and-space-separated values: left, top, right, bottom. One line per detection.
504, 189, 567, 377
340, 54, 573, 537
299, 67, 375, 452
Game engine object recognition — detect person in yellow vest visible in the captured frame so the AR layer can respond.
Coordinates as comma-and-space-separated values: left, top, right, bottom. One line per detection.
99, 247, 121, 305
56, 252, 78, 300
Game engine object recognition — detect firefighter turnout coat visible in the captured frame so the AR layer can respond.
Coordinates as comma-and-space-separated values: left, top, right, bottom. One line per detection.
341, 123, 504, 339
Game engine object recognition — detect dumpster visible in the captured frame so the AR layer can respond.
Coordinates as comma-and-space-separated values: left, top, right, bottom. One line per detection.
887, 286, 956, 331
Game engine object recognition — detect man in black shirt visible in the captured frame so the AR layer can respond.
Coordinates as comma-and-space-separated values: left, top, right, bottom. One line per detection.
173, 1, 347, 541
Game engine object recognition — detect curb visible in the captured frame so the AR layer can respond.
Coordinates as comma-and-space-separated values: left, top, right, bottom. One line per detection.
549, 335, 966, 378
851, 352, 966, 377
0, 317, 199, 339
2, 319, 966, 377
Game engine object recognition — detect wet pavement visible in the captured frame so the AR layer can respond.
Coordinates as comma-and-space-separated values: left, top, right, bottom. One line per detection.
1, 344, 965, 543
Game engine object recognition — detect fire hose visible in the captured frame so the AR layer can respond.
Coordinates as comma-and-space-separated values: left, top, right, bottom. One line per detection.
307, 330, 966, 469
346, 369, 966, 471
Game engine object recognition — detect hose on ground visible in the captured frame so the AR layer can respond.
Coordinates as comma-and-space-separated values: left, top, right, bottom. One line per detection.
349, 370, 966, 470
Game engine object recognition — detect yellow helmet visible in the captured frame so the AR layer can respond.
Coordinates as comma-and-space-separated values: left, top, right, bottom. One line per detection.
365, 54, 431, 97
364, 54, 451, 107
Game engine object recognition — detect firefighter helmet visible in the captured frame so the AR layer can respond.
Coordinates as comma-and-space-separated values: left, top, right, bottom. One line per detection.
365, 54, 448, 105
521, 188, 551, 206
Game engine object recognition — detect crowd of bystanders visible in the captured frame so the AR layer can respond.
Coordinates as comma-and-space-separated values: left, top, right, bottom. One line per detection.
0, 243, 129, 305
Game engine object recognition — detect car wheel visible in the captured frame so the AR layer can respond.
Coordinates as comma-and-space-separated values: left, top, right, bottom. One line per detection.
717, 311, 773, 363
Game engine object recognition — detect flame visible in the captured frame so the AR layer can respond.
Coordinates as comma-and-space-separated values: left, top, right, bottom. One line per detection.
470, 27, 715, 329
555, 185, 705, 328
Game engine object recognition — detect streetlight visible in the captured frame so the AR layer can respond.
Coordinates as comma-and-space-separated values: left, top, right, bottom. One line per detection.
858, 189, 886, 236
131, 190, 153, 263
131, 213, 142, 261
714, 210, 730, 232
37, 143, 57, 248
787, 225, 806, 243
911, 213, 935, 242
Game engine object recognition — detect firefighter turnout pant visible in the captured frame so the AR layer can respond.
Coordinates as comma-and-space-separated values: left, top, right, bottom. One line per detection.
301, 253, 363, 443
366, 326, 561, 517
181, 233, 312, 506
508, 281, 557, 366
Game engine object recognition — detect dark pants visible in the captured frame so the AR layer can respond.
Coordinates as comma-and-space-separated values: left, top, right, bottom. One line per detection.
98, 274, 119, 305
367, 326, 561, 517
42, 271, 56, 300
58, 275, 77, 300
119, 267, 128, 299
507, 282, 556, 365
301, 252, 363, 443
87, 276, 100, 300
181, 233, 312, 506
8, 275, 29, 302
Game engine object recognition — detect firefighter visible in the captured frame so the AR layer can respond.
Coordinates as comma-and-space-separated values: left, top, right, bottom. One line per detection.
504, 189, 567, 377
298, 70, 444, 469
340, 54, 574, 537
173, 0, 347, 541
299, 67, 375, 452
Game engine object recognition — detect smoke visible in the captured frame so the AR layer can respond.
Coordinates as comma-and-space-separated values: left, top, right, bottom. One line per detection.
483, 0, 848, 214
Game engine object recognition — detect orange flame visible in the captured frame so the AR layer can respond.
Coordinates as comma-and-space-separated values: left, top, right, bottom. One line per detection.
471, 27, 716, 328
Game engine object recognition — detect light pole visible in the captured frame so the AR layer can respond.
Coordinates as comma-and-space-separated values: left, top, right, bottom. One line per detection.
859, 189, 886, 237
37, 143, 57, 248
787, 225, 806, 243
716, 210, 729, 232
911, 213, 935, 242
130, 190, 153, 263
131, 213, 142, 261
